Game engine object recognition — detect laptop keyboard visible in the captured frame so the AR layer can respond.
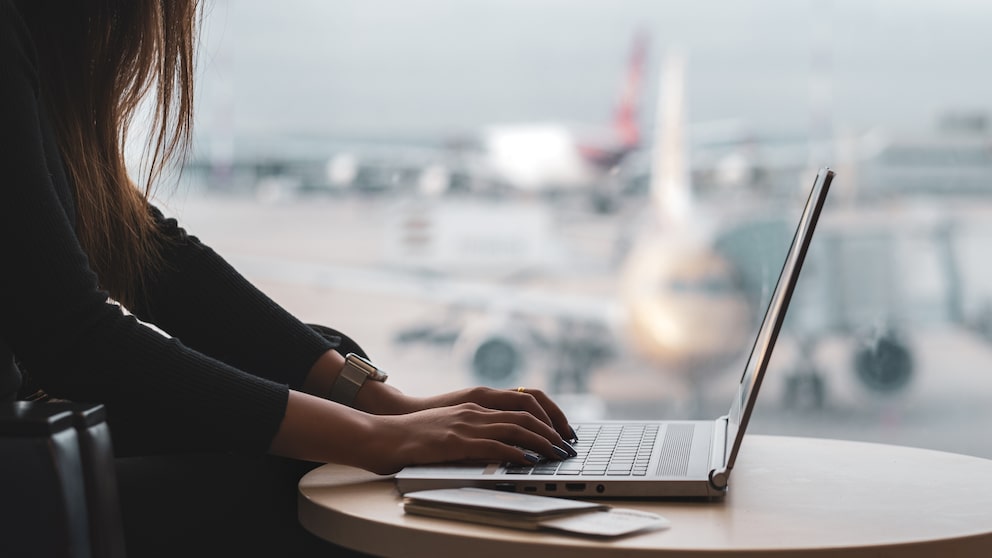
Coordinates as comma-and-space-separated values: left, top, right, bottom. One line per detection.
504, 423, 659, 477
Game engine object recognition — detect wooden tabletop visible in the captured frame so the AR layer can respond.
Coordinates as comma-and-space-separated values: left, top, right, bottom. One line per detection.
298, 435, 992, 557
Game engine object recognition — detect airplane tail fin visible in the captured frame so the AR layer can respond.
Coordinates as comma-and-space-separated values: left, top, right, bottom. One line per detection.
613, 31, 649, 149
650, 47, 692, 226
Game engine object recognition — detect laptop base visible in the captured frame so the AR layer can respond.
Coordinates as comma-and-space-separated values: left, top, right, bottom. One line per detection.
395, 420, 727, 499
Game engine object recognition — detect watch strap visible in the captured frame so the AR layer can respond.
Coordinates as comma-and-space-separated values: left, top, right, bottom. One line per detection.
328, 353, 387, 406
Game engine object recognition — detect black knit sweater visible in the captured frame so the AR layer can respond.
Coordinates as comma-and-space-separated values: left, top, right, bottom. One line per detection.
0, 0, 336, 456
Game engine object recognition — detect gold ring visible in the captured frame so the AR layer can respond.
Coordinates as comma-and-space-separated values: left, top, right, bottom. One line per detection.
516, 386, 527, 393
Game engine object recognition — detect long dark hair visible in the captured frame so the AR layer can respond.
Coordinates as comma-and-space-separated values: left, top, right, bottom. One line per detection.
23, 0, 201, 306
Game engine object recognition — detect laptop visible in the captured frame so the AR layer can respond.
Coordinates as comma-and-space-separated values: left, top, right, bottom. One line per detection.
395, 167, 835, 499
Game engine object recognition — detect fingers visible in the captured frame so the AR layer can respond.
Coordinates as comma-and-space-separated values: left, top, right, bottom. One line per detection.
453, 403, 564, 455
422, 386, 576, 443
495, 388, 555, 429
395, 403, 576, 468
476, 411, 575, 461
478, 386, 576, 443
466, 387, 575, 441
512, 388, 575, 442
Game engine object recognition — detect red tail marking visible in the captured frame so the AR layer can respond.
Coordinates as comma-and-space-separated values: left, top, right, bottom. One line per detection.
614, 30, 649, 149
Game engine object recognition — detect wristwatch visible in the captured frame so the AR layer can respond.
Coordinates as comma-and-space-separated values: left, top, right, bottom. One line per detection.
328, 353, 388, 406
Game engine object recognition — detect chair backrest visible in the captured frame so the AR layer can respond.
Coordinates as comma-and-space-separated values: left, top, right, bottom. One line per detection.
1, 403, 92, 557
1, 401, 127, 558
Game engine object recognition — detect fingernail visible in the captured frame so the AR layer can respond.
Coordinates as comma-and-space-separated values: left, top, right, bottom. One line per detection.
523, 451, 542, 463
561, 441, 578, 457
569, 426, 578, 443
552, 445, 571, 460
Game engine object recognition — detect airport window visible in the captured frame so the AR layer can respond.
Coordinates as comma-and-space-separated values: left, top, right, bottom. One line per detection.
163, 0, 992, 460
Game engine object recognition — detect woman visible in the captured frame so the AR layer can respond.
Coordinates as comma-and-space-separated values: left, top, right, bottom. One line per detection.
0, 1, 575, 555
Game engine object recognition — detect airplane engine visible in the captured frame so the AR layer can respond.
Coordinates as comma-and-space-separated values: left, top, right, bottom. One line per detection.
852, 328, 914, 394
452, 318, 529, 388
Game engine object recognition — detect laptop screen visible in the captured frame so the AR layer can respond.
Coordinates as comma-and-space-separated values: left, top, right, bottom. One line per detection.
723, 168, 834, 470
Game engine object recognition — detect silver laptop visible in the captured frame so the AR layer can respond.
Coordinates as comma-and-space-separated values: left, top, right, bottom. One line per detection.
395, 167, 835, 499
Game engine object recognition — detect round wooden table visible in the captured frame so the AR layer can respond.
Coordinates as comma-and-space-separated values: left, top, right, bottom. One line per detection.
298, 435, 992, 557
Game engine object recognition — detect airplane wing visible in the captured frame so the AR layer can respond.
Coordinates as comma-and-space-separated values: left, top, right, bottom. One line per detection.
227, 253, 625, 327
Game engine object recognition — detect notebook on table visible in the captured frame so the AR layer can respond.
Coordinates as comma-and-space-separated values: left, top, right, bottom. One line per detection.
396, 167, 835, 499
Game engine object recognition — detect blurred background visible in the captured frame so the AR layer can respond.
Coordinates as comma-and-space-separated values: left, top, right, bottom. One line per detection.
154, 0, 992, 459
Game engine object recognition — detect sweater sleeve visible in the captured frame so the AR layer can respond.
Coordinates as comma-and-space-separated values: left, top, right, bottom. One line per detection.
130, 206, 337, 391
0, 1, 294, 456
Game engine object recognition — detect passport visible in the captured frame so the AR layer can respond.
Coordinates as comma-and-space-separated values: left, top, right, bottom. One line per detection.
401, 487, 669, 537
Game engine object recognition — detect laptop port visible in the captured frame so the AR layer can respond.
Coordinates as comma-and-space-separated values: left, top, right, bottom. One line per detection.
523, 485, 537, 493
493, 482, 516, 492
565, 483, 586, 492
545, 483, 557, 492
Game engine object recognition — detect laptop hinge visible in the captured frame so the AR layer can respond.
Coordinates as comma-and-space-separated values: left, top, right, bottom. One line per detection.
708, 415, 730, 491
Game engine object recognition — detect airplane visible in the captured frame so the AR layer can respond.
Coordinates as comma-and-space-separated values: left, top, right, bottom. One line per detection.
453, 30, 650, 209
402, 31, 765, 212
245, 31, 657, 211
610, 47, 757, 400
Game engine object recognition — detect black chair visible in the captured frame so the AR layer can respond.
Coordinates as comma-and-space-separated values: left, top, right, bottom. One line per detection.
1, 401, 125, 558
0, 324, 364, 558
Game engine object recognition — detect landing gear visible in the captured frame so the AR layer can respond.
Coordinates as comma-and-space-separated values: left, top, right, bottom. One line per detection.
782, 336, 826, 410
547, 321, 615, 395
783, 369, 826, 410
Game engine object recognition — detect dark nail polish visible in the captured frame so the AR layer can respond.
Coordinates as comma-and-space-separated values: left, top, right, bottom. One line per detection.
552, 445, 571, 460
569, 426, 578, 443
524, 452, 541, 463
561, 441, 578, 457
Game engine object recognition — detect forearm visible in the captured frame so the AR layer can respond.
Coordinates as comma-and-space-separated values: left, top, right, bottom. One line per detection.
267, 390, 391, 471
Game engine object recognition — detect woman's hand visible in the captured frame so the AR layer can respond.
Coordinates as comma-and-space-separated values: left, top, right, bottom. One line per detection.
271, 391, 577, 477
357, 383, 576, 444
359, 402, 574, 475
416, 387, 576, 443
305, 349, 575, 443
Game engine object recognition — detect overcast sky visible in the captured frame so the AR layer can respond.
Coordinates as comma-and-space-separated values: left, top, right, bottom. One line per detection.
191, 0, 992, 144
